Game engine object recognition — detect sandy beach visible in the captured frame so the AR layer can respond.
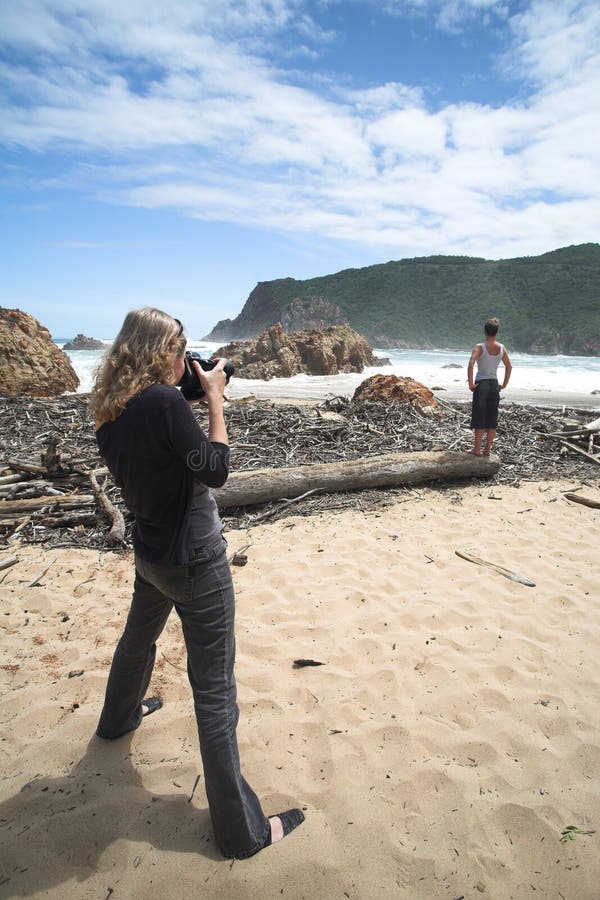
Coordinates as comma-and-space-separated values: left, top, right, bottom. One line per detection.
1, 476, 599, 899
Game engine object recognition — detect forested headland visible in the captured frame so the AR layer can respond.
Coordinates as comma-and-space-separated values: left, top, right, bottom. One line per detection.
205, 243, 600, 355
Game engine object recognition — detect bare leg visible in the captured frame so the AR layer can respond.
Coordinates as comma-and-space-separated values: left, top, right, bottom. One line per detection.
483, 429, 496, 455
470, 429, 484, 455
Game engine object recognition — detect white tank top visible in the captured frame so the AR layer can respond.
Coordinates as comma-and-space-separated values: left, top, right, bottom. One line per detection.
475, 342, 503, 381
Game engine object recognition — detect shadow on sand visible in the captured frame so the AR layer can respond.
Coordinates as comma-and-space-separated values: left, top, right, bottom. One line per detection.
0, 733, 218, 897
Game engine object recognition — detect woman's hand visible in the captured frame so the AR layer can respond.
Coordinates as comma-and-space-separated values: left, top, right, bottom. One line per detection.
192, 358, 227, 403
192, 359, 229, 444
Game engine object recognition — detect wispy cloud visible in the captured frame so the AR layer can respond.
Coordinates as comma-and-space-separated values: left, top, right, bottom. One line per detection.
1, 0, 598, 260
382, 0, 508, 28
45, 240, 149, 250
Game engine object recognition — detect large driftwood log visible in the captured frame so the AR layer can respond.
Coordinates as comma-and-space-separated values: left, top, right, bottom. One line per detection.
213, 450, 499, 509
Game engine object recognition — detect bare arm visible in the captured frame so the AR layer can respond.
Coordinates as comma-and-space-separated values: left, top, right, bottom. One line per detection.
195, 359, 229, 446
467, 345, 482, 391
500, 348, 512, 390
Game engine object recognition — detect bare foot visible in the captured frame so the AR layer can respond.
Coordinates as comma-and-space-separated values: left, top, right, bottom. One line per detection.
468, 449, 482, 456
269, 816, 284, 843
141, 697, 162, 717
267, 809, 305, 846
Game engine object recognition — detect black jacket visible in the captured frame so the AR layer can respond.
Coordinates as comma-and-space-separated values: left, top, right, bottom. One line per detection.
96, 384, 229, 564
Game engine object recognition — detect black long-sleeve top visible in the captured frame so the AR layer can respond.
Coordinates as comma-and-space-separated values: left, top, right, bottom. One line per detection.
95, 384, 230, 565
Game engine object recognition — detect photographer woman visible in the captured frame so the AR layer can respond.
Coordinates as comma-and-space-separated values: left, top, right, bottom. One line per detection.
90, 307, 304, 859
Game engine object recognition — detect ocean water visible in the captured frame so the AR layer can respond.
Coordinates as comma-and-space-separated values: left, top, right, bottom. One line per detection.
57, 340, 600, 408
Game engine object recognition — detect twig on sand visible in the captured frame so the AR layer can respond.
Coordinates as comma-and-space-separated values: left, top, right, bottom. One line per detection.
160, 652, 186, 671
563, 492, 600, 509
27, 561, 54, 588
455, 550, 536, 587
188, 774, 201, 803
0, 554, 18, 571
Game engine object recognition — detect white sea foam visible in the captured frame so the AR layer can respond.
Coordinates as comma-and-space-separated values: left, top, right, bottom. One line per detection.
57, 340, 600, 407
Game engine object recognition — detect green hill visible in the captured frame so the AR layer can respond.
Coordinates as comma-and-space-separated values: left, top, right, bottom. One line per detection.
205, 243, 600, 355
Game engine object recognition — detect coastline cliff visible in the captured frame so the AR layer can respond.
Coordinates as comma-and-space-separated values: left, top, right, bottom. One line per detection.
205, 243, 600, 356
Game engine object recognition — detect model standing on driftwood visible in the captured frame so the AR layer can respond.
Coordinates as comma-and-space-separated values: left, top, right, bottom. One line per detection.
468, 317, 513, 456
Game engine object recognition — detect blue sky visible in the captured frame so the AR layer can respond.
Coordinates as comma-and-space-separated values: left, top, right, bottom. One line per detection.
1, 0, 599, 339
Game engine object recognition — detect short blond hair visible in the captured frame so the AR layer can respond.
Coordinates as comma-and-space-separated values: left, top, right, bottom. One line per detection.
90, 307, 185, 425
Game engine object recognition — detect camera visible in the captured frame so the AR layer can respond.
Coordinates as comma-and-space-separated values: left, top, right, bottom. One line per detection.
178, 351, 234, 401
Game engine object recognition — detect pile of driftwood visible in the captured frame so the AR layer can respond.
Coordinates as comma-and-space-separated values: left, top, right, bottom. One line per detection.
0, 393, 598, 552
535, 415, 600, 466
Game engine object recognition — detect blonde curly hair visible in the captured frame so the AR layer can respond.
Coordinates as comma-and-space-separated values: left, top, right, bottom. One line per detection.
90, 308, 186, 426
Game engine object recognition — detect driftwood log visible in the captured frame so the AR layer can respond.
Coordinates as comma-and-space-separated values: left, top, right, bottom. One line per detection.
213, 450, 499, 509
2, 395, 597, 550
0, 493, 95, 516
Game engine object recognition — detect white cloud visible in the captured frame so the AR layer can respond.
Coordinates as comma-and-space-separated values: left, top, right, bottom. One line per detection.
508, 0, 600, 84
378, 0, 509, 32
0, 0, 598, 260
366, 108, 448, 161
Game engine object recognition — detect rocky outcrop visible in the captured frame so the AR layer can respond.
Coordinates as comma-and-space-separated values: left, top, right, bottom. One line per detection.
0, 308, 79, 397
63, 333, 105, 351
204, 245, 600, 356
206, 287, 349, 342
217, 324, 387, 379
353, 374, 441, 417
206, 283, 285, 341
279, 297, 348, 333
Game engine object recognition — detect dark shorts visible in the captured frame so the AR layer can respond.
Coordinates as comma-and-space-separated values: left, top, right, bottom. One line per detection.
470, 379, 500, 429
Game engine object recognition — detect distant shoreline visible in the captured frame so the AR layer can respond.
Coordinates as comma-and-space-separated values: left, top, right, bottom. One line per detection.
60, 385, 600, 412
431, 385, 600, 412
223, 382, 600, 412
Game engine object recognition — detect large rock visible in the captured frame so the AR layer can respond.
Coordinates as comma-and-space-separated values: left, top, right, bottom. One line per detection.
63, 333, 105, 351
353, 374, 441, 417
280, 297, 348, 333
0, 308, 79, 397
217, 324, 386, 379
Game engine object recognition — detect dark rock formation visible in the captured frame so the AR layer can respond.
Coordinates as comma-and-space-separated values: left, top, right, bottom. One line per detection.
280, 297, 348, 333
63, 333, 105, 351
206, 288, 349, 342
207, 283, 286, 342
353, 374, 441, 417
217, 324, 387, 380
204, 244, 600, 356
0, 308, 79, 397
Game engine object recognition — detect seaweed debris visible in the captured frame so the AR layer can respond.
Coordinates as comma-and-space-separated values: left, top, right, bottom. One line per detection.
0, 393, 598, 551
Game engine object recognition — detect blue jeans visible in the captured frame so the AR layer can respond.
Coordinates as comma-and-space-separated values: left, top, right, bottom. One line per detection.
96, 537, 270, 858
